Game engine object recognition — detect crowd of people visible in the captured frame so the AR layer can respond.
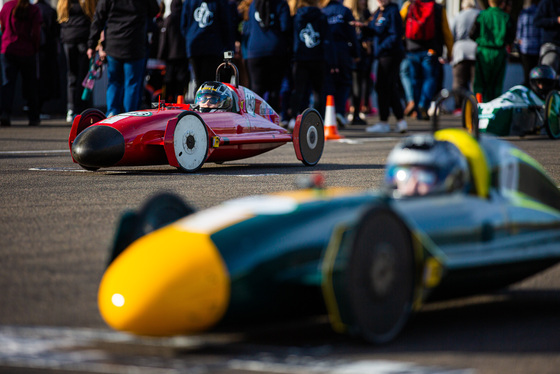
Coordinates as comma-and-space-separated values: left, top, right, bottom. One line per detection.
0, 0, 558, 130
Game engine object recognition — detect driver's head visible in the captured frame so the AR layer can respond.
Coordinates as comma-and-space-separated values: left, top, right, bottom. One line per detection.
385, 134, 470, 197
194, 81, 233, 112
530, 65, 558, 100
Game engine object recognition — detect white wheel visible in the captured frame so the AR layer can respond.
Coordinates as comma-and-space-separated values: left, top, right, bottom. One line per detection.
173, 113, 209, 172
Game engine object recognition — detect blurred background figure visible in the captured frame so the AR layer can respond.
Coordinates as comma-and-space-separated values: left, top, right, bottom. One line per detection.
88, 0, 160, 116
400, 0, 453, 120
450, 0, 478, 115
35, 0, 61, 119
181, 0, 236, 88
158, 0, 190, 103
516, 0, 542, 87
0, 0, 42, 127
322, 0, 360, 128
290, 0, 334, 127
469, 0, 515, 103
534, 0, 560, 75
57, 0, 97, 123
244, 0, 292, 112
362, 0, 407, 133
344, 0, 372, 125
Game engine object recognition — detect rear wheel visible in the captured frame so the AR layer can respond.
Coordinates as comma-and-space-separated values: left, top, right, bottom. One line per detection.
76, 108, 106, 134
544, 90, 560, 140
346, 207, 414, 343
173, 112, 209, 172
461, 91, 479, 137
297, 108, 324, 166
109, 193, 194, 265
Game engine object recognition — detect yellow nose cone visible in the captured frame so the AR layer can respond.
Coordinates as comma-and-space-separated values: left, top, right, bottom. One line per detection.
98, 225, 230, 336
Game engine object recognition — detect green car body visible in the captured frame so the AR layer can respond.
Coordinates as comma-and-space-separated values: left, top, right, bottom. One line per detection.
98, 129, 560, 343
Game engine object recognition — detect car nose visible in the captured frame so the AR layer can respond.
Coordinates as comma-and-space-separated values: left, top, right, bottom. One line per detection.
71, 125, 125, 168
98, 225, 230, 336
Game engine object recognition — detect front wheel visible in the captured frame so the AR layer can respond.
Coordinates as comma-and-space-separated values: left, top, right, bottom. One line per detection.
173, 112, 209, 172
345, 207, 415, 343
544, 90, 560, 140
108, 192, 195, 266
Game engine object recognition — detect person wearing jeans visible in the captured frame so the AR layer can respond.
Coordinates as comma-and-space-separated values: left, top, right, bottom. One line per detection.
87, 0, 159, 116
105, 56, 146, 116
400, 0, 453, 120
407, 49, 439, 118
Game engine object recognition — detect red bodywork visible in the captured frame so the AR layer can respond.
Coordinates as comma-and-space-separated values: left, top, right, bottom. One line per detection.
68, 84, 305, 168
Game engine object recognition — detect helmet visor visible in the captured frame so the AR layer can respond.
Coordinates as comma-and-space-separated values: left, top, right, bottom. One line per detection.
195, 92, 222, 107
386, 166, 439, 196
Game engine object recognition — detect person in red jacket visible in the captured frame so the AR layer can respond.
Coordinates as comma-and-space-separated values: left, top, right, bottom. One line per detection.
0, 0, 42, 126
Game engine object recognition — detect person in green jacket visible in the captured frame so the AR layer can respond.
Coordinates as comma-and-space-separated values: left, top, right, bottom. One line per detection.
469, 0, 515, 103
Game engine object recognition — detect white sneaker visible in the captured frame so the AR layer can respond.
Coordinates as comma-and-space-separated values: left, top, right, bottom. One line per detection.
365, 122, 390, 133
288, 118, 296, 130
66, 109, 74, 123
396, 119, 408, 133
427, 101, 438, 117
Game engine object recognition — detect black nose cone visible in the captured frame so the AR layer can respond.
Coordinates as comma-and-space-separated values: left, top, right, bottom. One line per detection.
72, 125, 125, 168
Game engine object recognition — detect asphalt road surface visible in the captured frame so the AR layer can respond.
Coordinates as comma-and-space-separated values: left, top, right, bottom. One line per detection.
1, 114, 560, 374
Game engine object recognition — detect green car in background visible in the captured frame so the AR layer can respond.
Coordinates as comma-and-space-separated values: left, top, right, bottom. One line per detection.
464, 66, 560, 139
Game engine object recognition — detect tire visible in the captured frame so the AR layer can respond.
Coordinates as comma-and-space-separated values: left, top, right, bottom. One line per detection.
544, 90, 560, 140
108, 192, 195, 265
173, 112, 209, 172
298, 108, 324, 166
461, 90, 480, 138
77, 108, 106, 134
345, 207, 414, 344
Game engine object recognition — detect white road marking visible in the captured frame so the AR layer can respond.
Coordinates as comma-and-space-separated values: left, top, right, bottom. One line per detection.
29, 167, 89, 172
0, 149, 68, 155
0, 325, 474, 374
330, 137, 401, 144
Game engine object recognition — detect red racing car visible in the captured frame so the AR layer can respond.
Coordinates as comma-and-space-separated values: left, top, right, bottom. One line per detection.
68, 58, 324, 172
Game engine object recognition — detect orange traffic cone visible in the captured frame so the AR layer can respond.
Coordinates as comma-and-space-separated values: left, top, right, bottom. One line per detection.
176, 95, 184, 104
324, 95, 343, 140
476, 93, 483, 103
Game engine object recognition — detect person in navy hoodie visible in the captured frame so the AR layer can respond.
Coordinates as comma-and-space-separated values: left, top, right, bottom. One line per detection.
245, 0, 292, 112
181, 0, 236, 88
356, 0, 407, 133
321, 0, 360, 127
534, 0, 560, 75
289, 0, 335, 128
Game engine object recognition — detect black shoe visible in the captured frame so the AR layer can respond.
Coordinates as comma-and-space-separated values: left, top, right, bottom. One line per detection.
351, 116, 367, 125
28, 119, 41, 126
0, 117, 10, 127
418, 108, 430, 121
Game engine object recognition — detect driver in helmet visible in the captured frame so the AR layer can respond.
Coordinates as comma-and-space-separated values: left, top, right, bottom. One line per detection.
385, 134, 470, 197
193, 81, 234, 112
529, 65, 558, 100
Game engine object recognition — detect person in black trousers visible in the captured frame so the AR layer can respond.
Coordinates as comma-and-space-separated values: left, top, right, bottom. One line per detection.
289, 0, 335, 128
57, 0, 97, 122
355, 0, 407, 133
158, 0, 190, 103
245, 0, 292, 112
